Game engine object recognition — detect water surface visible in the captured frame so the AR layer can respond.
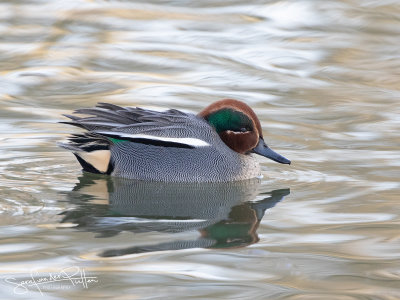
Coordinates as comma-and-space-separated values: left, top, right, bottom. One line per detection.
0, 0, 399, 299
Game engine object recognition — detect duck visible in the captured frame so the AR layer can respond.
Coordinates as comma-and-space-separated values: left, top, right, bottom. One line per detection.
59, 99, 290, 182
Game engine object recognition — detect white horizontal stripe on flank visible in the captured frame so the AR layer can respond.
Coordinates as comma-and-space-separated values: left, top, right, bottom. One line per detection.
97, 132, 210, 147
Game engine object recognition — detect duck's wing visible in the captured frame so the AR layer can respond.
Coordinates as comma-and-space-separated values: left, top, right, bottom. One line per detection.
62, 102, 189, 130
60, 102, 216, 150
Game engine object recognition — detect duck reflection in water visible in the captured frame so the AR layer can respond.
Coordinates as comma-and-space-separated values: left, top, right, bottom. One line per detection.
61, 173, 290, 257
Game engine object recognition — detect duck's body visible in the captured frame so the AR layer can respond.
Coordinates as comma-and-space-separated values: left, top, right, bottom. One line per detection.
60, 99, 290, 182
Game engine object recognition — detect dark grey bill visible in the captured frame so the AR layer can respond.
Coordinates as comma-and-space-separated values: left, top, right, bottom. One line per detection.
252, 138, 291, 165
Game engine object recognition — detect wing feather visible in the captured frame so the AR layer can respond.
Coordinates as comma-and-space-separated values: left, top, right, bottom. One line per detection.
61, 103, 213, 139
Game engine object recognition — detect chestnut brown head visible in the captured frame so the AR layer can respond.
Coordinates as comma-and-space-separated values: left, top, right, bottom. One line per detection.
199, 99, 291, 164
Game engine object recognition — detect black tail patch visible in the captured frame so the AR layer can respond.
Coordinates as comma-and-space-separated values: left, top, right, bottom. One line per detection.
74, 154, 114, 175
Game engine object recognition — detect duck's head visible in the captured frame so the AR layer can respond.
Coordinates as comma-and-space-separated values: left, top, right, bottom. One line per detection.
199, 99, 291, 165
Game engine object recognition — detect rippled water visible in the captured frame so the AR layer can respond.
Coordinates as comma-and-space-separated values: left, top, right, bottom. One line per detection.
1, 0, 399, 299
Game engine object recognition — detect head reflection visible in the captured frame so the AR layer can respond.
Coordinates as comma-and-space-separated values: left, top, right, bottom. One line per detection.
61, 174, 290, 257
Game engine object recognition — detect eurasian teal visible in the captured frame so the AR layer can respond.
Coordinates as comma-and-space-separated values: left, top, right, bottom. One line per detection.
59, 99, 290, 182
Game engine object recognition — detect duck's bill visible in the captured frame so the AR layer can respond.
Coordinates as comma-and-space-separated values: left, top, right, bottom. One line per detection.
252, 138, 291, 165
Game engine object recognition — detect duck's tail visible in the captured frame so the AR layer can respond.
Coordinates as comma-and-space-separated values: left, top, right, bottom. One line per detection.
58, 133, 114, 175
